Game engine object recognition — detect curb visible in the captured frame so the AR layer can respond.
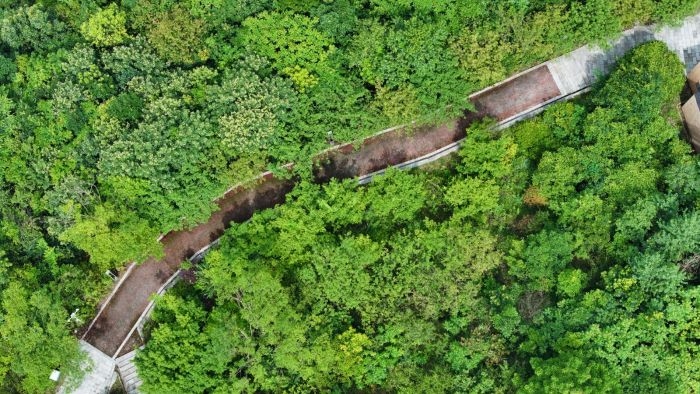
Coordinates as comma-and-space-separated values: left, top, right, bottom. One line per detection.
112, 269, 182, 358
81, 262, 137, 340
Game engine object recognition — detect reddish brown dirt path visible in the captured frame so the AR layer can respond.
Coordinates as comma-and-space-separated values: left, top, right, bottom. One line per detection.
315, 119, 467, 181
83, 63, 565, 357
82, 118, 469, 356
83, 178, 295, 356
470, 65, 561, 121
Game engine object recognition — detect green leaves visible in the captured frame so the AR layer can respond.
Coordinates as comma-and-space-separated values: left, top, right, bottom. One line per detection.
594, 41, 686, 122
136, 293, 224, 394
523, 351, 623, 394
348, 17, 468, 123
59, 204, 163, 271
80, 4, 128, 47
147, 7, 208, 65
240, 11, 335, 91
0, 270, 85, 393
511, 231, 575, 292
0, 5, 71, 53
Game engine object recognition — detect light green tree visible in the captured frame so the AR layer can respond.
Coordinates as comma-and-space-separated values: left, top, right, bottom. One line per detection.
80, 4, 129, 47
59, 204, 163, 270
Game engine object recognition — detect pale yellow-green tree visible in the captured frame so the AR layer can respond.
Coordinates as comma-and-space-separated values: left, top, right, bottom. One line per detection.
80, 4, 128, 47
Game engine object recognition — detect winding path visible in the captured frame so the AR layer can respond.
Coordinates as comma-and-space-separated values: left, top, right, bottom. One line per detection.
69, 13, 700, 393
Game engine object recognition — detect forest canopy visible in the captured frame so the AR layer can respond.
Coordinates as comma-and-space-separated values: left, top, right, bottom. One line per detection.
1, 0, 700, 392
136, 42, 700, 393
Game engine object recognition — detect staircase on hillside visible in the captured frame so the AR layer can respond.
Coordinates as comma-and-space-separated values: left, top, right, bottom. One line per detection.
116, 349, 143, 394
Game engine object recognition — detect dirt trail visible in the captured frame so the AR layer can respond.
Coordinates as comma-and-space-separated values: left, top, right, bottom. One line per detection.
470, 65, 561, 121
82, 120, 468, 356
82, 66, 562, 356
83, 178, 295, 356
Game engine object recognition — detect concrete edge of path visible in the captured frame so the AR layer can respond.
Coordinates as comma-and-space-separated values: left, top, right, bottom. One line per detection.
112, 269, 182, 358
357, 139, 463, 185
81, 262, 137, 341
358, 85, 593, 184
190, 236, 223, 264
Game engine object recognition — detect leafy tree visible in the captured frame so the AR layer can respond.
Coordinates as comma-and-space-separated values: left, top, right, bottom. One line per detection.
0, 54, 15, 83
135, 292, 225, 393
147, 6, 208, 64
0, 256, 86, 393
348, 17, 467, 123
522, 351, 623, 394
451, 26, 513, 88
0, 5, 71, 53
239, 11, 335, 91
80, 4, 129, 47
59, 204, 163, 271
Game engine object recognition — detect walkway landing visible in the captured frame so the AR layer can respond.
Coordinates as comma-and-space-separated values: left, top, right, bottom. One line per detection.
547, 13, 700, 97
58, 341, 115, 394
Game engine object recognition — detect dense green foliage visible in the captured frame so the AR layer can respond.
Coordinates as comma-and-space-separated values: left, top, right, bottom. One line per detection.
2, 0, 699, 271
138, 42, 700, 393
0, 0, 699, 391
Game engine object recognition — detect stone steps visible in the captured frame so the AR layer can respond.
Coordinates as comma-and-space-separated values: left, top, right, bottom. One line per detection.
116, 349, 143, 394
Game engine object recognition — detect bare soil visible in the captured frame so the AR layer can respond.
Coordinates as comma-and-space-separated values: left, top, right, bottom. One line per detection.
470, 65, 561, 121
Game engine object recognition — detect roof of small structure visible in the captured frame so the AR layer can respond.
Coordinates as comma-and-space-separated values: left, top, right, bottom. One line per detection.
689, 63, 700, 94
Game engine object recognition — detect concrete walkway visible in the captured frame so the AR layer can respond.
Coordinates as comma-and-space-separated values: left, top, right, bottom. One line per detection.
547, 14, 700, 96
58, 341, 116, 394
